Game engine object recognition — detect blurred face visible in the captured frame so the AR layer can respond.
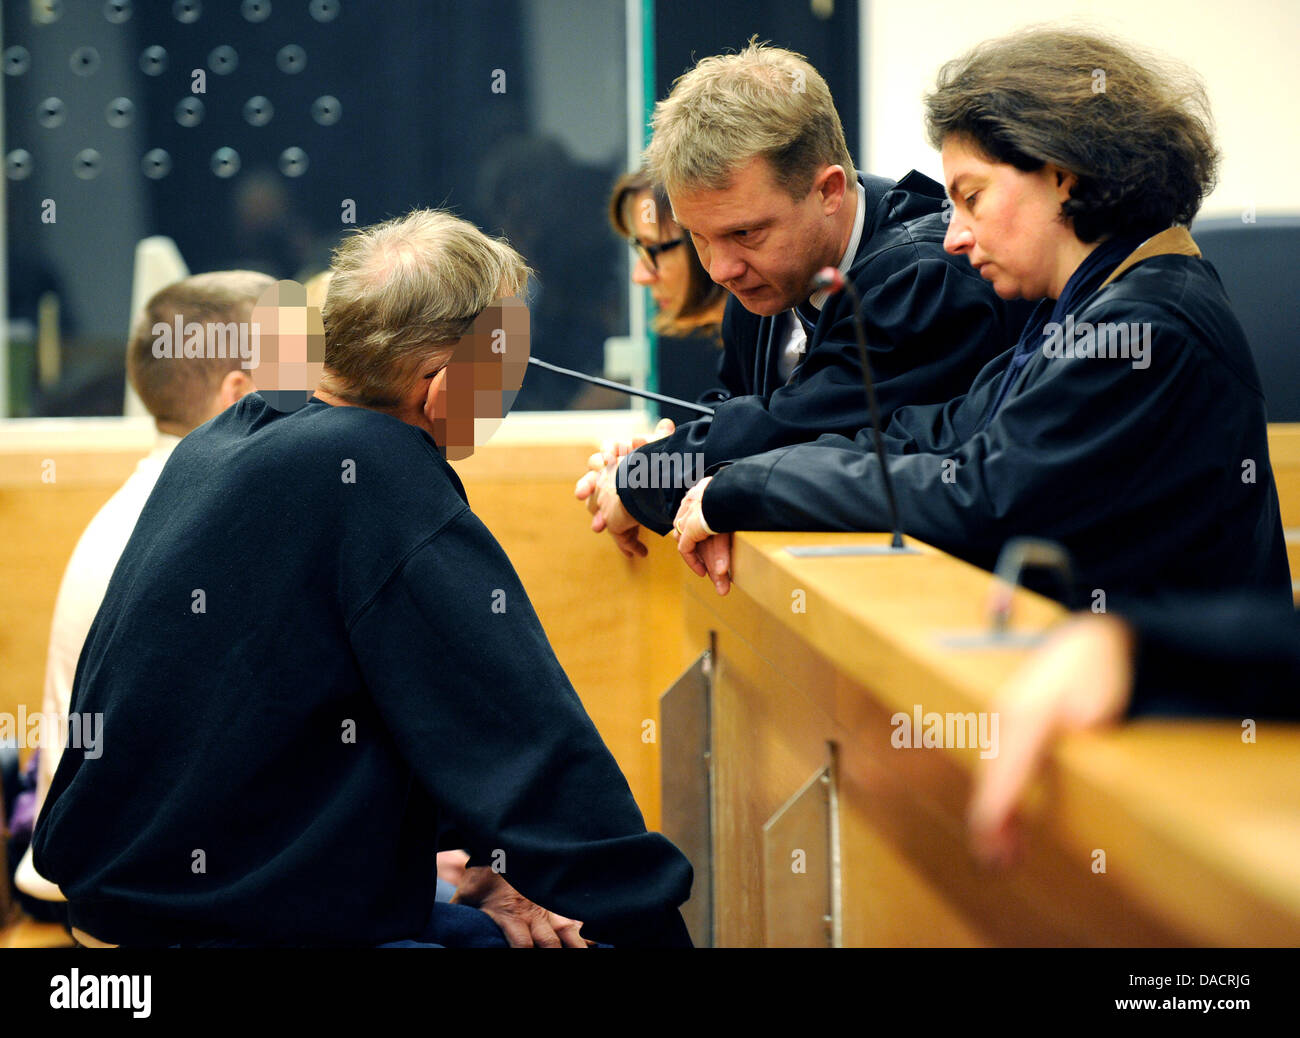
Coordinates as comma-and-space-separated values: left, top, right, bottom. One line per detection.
425, 296, 529, 461
315, 294, 529, 462
670, 156, 848, 316
381, 296, 529, 460
627, 190, 691, 316
941, 134, 1086, 301
248, 279, 325, 412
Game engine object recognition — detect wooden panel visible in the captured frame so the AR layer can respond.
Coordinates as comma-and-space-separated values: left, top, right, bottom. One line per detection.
687, 589, 839, 947
0, 484, 125, 732
659, 649, 714, 947
1050, 725, 1300, 946
687, 572, 1182, 946
835, 765, 986, 947
0, 451, 144, 489
0, 916, 75, 948
1268, 423, 1300, 529
762, 761, 836, 947
0, 426, 156, 732
685, 531, 1300, 946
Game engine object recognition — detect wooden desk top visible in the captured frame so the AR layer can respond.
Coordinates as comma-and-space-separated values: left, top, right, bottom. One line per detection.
704, 530, 1300, 945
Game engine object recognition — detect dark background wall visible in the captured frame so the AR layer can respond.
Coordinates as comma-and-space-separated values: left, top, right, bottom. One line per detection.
3, 0, 859, 418
654, 0, 859, 162
650, 0, 861, 424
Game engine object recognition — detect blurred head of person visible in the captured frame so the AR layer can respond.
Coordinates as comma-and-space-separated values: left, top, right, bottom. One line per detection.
644, 37, 858, 317
925, 27, 1219, 301
247, 279, 327, 413
608, 169, 726, 341
127, 270, 274, 436
318, 209, 530, 458
303, 269, 332, 311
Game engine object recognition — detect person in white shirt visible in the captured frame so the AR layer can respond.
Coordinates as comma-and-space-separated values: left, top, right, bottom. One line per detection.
15, 270, 271, 907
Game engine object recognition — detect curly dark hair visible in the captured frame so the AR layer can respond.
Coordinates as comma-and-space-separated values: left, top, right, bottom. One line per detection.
924, 27, 1220, 243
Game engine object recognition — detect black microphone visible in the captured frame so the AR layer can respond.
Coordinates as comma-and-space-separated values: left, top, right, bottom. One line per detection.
810, 266, 907, 550
527, 356, 715, 416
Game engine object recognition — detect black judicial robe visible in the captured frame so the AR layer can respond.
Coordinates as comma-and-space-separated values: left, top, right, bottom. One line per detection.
1124, 594, 1300, 717
34, 394, 692, 948
617, 171, 1027, 535
699, 244, 1292, 610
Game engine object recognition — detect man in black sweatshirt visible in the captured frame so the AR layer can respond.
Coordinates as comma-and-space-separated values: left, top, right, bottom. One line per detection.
33, 210, 693, 948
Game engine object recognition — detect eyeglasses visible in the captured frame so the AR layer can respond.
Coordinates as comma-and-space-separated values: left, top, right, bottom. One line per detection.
630, 236, 686, 273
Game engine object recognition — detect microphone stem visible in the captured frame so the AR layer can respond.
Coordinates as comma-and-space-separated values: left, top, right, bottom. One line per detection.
526, 357, 716, 416
837, 281, 906, 548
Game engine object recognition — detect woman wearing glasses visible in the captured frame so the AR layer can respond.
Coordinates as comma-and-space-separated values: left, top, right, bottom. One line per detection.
585, 170, 729, 467
608, 168, 727, 343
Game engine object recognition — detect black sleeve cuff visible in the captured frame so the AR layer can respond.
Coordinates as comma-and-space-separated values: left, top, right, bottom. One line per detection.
615, 452, 677, 537
1121, 597, 1300, 719
698, 457, 775, 534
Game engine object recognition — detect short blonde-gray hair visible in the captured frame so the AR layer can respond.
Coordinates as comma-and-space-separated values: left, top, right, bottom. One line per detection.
323, 209, 529, 407
645, 38, 856, 200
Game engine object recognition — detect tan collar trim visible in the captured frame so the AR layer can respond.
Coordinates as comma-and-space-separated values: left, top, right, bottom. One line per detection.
1100, 226, 1201, 288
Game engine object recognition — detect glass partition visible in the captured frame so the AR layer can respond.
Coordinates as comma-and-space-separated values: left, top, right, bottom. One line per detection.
1, 0, 649, 418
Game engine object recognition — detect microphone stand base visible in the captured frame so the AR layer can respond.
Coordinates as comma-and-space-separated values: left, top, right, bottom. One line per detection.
784, 544, 922, 558
934, 631, 1049, 650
